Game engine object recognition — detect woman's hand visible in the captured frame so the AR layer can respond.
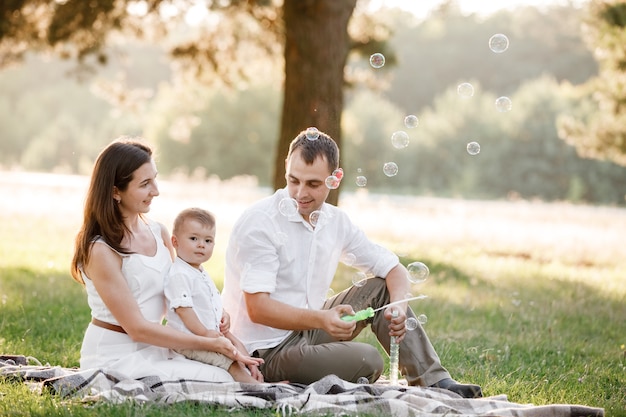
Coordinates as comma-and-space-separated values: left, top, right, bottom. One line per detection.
235, 351, 265, 368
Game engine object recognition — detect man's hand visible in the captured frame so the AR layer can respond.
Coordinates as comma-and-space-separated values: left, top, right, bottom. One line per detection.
384, 306, 407, 342
323, 305, 357, 340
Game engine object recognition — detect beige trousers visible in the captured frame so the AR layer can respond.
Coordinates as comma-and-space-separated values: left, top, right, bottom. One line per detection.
175, 348, 233, 371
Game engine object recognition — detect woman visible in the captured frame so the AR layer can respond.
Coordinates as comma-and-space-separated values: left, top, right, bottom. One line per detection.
70, 136, 262, 381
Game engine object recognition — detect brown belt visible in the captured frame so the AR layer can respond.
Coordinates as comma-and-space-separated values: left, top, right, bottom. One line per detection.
91, 318, 126, 334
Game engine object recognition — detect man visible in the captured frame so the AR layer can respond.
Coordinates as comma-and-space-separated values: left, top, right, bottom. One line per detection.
221, 129, 482, 398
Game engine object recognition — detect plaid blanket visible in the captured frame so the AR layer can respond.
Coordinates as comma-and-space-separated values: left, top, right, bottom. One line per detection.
0, 356, 604, 417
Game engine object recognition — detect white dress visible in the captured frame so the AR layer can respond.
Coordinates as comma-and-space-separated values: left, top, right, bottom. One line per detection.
79, 220, 233, 382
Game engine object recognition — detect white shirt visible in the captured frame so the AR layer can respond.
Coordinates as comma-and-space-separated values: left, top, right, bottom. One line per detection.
221, 188, 399, 353
164, 256, 223, 334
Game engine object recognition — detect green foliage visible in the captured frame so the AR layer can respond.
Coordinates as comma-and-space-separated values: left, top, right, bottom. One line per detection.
145, 82, 281, 185
0, 3, 624, 204
384, 4, 597, 114
341, 89, 406, 189
0, 54, 144, 172
558, 0, 626, 166
342, 76, 626, 204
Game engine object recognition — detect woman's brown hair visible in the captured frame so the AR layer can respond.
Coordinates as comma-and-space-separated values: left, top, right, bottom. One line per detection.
70, 137, 153, 284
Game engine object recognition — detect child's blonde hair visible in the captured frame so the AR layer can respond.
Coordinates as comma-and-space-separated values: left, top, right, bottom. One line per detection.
173, 207, 216, 236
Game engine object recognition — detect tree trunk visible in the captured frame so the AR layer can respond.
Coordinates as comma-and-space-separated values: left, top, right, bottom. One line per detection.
273, 0, 357, 205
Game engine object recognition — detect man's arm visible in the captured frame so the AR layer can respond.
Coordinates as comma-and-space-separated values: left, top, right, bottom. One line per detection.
383, 264, 412, 341
244, 292, 357, 340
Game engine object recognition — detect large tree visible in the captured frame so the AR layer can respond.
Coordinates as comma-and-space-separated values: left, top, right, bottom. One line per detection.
277, 0, 356, 204
558, 0, 626, 166
0, 0, 380, 204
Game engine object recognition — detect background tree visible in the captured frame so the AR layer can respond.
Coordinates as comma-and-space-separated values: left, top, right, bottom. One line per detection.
2, 1, 625, 205
0, 0, 381, 205
275, 0, 356, 205
558, 0, 626, 166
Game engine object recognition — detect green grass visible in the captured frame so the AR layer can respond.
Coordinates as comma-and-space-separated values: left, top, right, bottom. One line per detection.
1, 190, 625, 416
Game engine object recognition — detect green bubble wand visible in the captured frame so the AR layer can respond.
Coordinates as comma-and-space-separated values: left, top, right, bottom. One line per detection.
340, 294, 428, 322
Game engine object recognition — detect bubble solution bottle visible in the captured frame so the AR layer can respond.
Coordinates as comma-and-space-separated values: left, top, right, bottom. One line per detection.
389, 309, 399, 385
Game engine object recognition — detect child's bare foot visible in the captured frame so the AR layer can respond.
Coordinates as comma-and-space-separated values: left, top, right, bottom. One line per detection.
229, 362, 262, 384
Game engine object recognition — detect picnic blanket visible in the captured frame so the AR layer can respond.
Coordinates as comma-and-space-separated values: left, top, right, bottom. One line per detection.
0, 356, 604, 416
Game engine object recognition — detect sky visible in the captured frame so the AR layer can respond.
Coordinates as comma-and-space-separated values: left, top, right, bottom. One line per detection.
369, 0, 589, 17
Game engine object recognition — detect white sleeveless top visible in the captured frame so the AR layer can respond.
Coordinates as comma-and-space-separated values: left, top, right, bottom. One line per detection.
82, 220, 172, 325
79, 219, 233, 382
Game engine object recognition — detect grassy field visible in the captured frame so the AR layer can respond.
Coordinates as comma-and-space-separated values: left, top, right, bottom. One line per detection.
1, 171, 625, 416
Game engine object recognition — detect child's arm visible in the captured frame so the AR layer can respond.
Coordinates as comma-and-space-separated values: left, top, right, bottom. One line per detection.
175, 307, 222, 338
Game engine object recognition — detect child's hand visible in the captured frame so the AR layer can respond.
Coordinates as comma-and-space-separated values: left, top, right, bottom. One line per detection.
219, 310, 231, 334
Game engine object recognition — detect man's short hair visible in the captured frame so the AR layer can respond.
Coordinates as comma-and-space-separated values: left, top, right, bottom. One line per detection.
287, 129, 339, 173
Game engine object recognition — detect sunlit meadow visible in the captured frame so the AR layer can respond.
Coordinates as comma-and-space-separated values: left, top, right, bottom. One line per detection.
1, 171, 625, 416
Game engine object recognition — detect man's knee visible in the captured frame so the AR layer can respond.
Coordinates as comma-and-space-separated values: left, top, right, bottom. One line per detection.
357, 344, 384, 383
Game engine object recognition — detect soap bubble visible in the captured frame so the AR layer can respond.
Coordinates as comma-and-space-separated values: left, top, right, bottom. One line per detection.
309, 210, 326, 227
278, 197, 298, 217
332, 168, 344, 180
417, 314, 428, 325
495, 96, 512, 112
342, 252, 356, 266
404, 115, 419, 129
352, 271, 367, 287
383, 162, 399, 177
391, 131, 410, 149
356, 175, 368, 187
489, 33, 509, 53
369, 53, 385, 68
305, 127, 320, 140
457, 82, 474, 98
406, 317, 419, 331
325, 175, 340, 189
407, 261, 429, 284
467, 141, 481, 155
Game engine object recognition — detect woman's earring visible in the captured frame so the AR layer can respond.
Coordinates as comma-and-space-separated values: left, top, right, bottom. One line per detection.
114, 198, 121, 204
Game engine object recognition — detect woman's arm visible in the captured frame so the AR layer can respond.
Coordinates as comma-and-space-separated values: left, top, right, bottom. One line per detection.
84, 242, 238, 358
